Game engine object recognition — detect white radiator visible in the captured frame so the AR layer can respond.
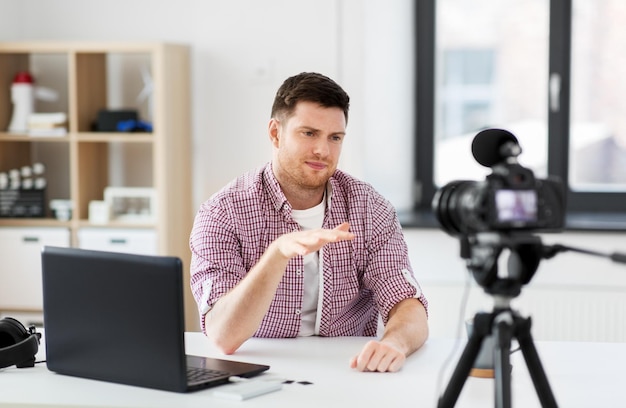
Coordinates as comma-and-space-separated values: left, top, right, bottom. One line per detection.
424, 284, 626, 343
514, 286, 626, 343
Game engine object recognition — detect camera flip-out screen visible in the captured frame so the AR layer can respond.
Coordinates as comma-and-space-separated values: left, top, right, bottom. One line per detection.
495, 189, 537, 223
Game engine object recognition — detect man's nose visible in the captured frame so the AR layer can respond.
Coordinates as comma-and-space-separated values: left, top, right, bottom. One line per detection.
312, 138, 330, 157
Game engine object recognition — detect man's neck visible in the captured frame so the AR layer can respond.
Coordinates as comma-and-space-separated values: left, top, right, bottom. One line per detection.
285, 188, 325, 210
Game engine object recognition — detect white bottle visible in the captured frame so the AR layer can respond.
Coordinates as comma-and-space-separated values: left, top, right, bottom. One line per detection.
8, 72, 35, 133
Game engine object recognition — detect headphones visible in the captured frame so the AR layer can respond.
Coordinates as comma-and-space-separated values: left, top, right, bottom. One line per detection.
0, 317, 41, 369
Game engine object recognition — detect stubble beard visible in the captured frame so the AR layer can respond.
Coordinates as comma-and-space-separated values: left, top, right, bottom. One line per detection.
275, 158, 330, 203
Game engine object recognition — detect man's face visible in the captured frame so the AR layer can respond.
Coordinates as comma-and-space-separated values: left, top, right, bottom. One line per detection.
269, 101, 346, 192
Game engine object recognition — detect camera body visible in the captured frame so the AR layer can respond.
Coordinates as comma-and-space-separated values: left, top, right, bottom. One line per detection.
432, 130, 565, 236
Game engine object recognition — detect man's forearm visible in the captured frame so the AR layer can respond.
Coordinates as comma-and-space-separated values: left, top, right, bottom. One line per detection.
204, 243, 289, 354
381, 298, 429, 356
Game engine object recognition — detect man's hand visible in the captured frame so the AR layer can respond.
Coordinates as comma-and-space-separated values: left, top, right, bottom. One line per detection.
273, 222, 354, 259
349, 340, 406, 372
350, 298, 428, 372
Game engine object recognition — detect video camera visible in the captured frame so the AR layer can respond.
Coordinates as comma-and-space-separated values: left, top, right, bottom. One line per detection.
432, 128, 566, 236
433, 129, 626, 408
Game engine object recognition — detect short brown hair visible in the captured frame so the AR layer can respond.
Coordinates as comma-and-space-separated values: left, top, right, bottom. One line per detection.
271, 72, 350, 123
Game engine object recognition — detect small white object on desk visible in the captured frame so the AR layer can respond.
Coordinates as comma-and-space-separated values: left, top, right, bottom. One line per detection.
212, 379, 283, 401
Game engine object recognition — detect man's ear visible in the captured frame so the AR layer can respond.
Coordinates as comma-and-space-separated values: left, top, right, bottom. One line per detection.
268, 118, 280, 147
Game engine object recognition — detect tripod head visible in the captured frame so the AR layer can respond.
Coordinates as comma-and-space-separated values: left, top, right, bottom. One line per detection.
458, 231, 626, 298
458, 232, 545, 298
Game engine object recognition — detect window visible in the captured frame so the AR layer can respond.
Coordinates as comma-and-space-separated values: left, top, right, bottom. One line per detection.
413, 0, 626, 230
441, 49, 495, 140
569, 1, 626, 192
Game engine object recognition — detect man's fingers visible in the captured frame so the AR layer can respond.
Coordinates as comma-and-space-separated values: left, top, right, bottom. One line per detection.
351, 340, 406, 373
300, 227, 354, 248
355, 341, 376, 371
275, 225, 354, 259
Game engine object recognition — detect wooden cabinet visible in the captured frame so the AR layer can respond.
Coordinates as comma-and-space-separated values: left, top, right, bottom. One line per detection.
0, 42, 196, 330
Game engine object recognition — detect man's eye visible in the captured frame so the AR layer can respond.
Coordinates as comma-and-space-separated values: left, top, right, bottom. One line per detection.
303, 131, 314, 137
331, 135, 344, 143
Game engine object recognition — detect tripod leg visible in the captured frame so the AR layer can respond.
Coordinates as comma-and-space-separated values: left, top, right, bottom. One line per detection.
493, 314, 514, 408
438, 313, 492, 408
516, 316, 558, 408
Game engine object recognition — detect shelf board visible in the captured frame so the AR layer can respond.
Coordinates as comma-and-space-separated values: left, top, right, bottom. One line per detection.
0, 218, 156, 229
0, 132, 153, 143
75, 132, 153, 143
0, 218, 71, 228
77, 220, 156, 229
0, 41, 174, 54
0, 133, 70, 142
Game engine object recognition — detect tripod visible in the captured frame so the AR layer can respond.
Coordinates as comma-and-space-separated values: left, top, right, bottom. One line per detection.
438, 295, 557, 408
437, 233, 559, 408
435, 231, 626, 407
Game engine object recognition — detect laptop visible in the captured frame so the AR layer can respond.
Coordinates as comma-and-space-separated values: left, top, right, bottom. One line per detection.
41, 246, 269, 393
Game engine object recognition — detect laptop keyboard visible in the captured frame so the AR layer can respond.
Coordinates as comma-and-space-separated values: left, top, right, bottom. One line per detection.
187, 367, 230, 386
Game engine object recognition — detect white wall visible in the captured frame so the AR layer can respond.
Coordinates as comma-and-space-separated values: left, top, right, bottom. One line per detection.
0, 2, 21, 39
1, 0, 413, 212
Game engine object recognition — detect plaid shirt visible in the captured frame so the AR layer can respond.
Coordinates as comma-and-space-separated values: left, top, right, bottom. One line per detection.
190, 163, 428, 338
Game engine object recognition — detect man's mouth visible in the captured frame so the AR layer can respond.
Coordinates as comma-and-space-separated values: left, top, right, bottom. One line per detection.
306, 161, 327, 171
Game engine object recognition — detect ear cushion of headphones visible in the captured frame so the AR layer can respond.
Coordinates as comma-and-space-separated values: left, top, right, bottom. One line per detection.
0, 317, 40, 369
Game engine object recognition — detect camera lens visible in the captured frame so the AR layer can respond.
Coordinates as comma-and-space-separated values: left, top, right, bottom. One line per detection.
432, 180, 489, 236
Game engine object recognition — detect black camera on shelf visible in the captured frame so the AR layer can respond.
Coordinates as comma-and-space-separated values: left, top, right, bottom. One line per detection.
432, 128, 566, 236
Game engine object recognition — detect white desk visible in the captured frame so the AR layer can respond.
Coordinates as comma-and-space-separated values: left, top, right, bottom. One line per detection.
1, 332, 625, 407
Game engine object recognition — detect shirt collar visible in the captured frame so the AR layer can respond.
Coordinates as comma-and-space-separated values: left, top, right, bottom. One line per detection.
263, 163, 289, 212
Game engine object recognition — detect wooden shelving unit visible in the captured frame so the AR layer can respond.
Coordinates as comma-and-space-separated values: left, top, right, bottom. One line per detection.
0, 42, 197, 330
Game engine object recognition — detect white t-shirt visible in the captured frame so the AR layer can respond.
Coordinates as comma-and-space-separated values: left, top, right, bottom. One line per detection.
291, 197, 325, 336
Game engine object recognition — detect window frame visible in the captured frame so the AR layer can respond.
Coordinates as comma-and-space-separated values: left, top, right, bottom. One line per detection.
410, 0, 626, 231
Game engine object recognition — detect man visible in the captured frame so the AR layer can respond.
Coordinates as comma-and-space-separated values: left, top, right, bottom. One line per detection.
190, 72, 428, 372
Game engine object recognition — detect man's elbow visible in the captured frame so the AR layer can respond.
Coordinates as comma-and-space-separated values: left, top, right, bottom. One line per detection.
205, 325, 248, 355
213, 339, 242, 355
